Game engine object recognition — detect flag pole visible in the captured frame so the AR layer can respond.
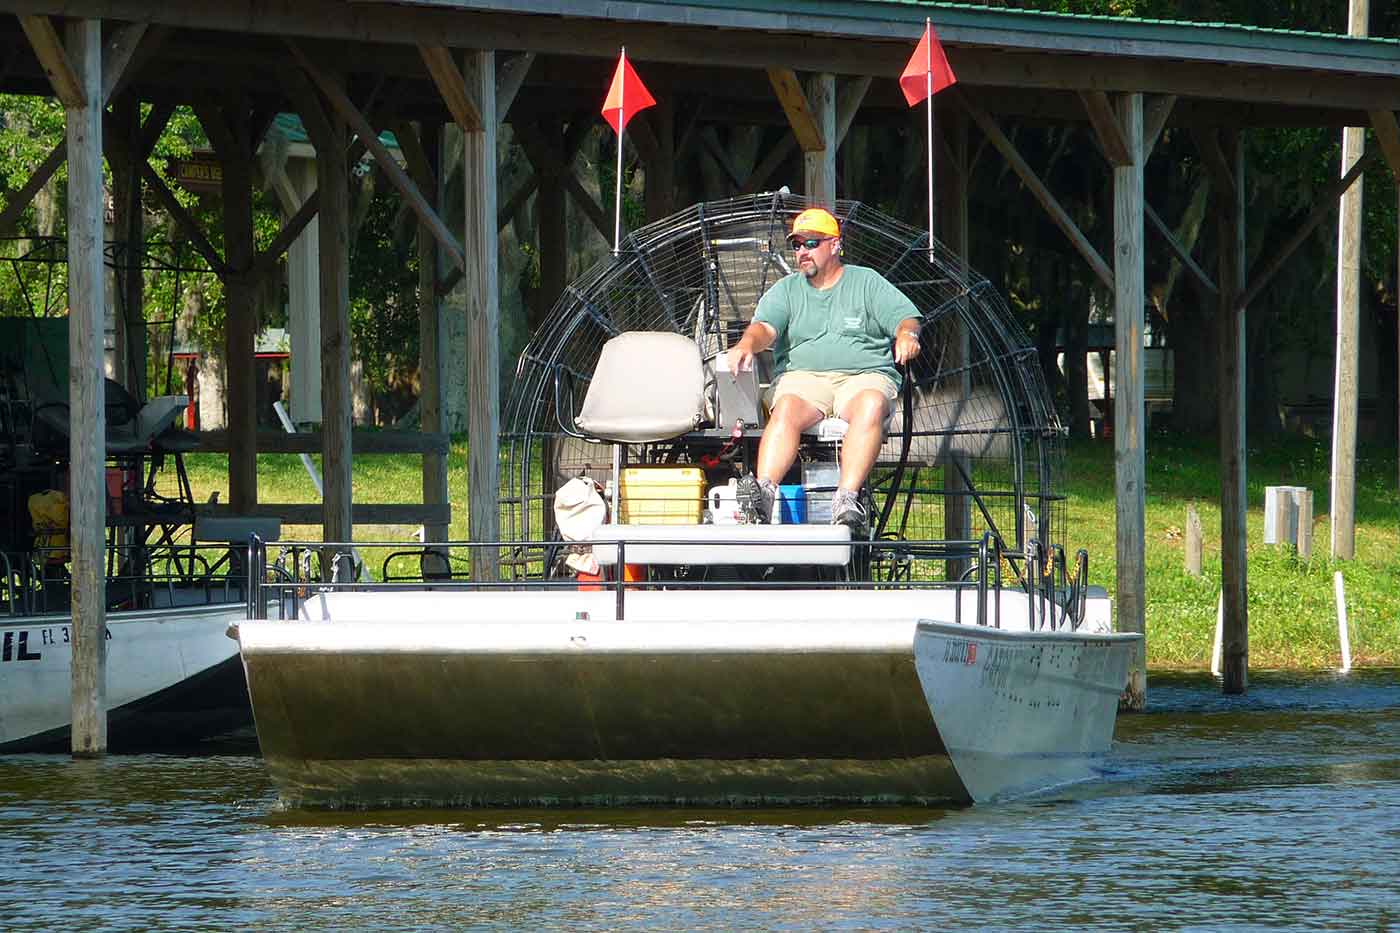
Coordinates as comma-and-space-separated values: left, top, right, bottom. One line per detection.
925, 18, 935, 264
613, 47, 626, 255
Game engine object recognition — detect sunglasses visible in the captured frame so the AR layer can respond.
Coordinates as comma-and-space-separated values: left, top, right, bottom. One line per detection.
788, 236, 830, 251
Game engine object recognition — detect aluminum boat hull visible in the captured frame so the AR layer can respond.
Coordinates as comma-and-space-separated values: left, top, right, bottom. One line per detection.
237, 590, 1138, 808
0, 600, 251, 751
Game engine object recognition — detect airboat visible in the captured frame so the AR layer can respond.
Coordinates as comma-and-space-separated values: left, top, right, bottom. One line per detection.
0, 301, 266, 751
235, 193, 1139, 808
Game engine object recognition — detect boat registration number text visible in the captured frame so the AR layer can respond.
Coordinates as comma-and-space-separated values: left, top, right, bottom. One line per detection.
942, 639, 1042, 689
1, 626, 111, 663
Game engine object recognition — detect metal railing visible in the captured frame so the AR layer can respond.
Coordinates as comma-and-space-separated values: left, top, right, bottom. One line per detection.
246, 532, 1092, 632
0, 540, 256, 617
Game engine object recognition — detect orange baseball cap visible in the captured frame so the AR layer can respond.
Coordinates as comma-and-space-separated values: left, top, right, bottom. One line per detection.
790, 208, 840, 238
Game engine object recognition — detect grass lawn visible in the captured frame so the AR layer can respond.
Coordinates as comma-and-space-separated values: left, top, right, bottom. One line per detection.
183, 432, 1399, 671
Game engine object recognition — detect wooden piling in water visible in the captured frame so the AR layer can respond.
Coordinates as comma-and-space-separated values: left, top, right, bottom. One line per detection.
63, 18, 107, 756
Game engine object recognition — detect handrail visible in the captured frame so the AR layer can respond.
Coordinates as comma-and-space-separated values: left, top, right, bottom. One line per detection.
248, 535, 1014, 625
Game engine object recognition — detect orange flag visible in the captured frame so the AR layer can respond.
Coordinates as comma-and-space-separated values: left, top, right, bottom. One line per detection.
899, 21, 957, 106
601, 50, 656, 133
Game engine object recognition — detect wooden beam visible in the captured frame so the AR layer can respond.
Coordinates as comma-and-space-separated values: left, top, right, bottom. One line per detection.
513, 117, 610, 240
279, 64, 334, 153
20, 14, 86, 109
391, 118, 432, 191
626, 112, 661, 166
0, 142, 66, 236
194, 429, 450, 455
766, 67, 824, 152
1143, 94, 1176, 157
99, 22, 148, 104
140, 160, 228, 275
291, 40, 468, 272
8, 94, 168, 238
1144, 200, 1217, 297
699, 126, 746, 190
1237, 147, 1376, 311
64, 16, 105, 756
1368, 110, 1400, 183
195, 502, 451, 526
642, 100, 676, 221
835, 75, 872, 148
253, 191, 320, 282
137, 98, 175, 157
1189, 126, 1237, 203
418, 44, 482, 132
6, 2, 1400, 111
1079, 90, 1132, 167
498, 171, 539, 233
959, 90, 1115, 291
496, 51, 535, 123
740, 136, 796, 195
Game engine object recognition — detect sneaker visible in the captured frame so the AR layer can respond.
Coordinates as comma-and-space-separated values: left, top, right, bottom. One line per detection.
830, 488, 867, 534
736, 475, 777, 524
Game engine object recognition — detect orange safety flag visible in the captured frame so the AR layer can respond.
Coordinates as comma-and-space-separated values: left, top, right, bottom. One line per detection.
899, 20, 957, 106
600, 49, 656, 134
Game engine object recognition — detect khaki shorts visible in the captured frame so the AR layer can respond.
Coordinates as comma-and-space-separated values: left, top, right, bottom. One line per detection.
768, 370, 898, 419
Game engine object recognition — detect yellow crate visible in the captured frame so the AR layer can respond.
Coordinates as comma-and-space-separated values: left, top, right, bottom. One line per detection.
618, 466, 706, 525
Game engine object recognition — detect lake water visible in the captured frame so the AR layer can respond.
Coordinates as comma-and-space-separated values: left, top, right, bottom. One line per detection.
2, 671, 1398, 931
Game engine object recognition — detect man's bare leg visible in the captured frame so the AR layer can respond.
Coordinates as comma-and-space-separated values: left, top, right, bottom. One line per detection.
836, 389, 890, 491
757, 395, 824, 484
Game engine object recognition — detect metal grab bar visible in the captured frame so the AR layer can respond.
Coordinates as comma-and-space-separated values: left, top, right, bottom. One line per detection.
245, 535, 1048, 631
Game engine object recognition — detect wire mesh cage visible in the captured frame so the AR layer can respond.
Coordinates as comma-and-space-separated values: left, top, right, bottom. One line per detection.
501, 192, 1065, 581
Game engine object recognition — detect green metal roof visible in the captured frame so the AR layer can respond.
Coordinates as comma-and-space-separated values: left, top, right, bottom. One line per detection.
671, 0, 1399, 53
402, 0, 1400, 66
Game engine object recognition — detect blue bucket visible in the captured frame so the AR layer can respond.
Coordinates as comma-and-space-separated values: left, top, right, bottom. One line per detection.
777, 484, 807, 524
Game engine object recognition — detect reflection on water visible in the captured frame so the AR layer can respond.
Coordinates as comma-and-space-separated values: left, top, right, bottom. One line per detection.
1, 671, 1398, 930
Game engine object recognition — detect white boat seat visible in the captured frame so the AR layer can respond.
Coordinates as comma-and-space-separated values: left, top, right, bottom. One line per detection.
575, 331, 705, 442
590, 523, 851, 566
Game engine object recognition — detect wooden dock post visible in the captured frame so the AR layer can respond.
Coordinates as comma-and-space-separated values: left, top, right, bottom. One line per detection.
1330, 0, 1367, 561
1217, 129, 1249, 695
1295, 488, 1313, 561
462, 50, 500, 582
406, 121, 451, 562
62, 18, 107, 755
1185, 503, 1202, 576
938, 105, 972, 581
200, 96, 258, 513
288, 65, 355, 578
1112, 92, 1147, 709
805, 72, 835, 203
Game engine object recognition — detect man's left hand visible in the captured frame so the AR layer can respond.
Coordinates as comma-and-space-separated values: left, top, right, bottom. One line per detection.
894, 331, 921, 365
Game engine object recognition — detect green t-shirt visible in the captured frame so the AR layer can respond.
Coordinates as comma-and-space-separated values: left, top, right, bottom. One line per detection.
753, 264, 921, 384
